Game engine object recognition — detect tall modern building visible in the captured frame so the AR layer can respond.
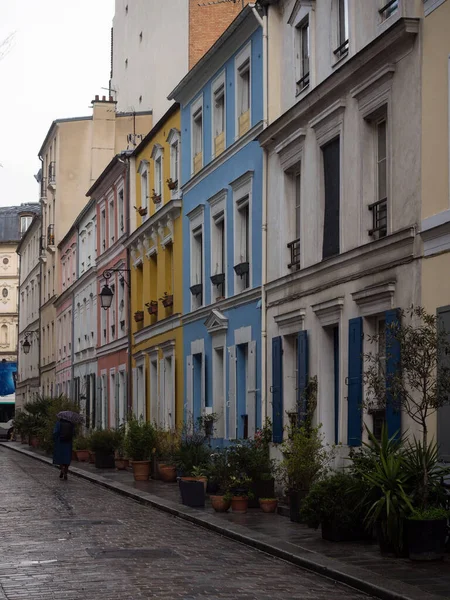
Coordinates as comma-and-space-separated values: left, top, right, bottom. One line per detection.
110, 0, 250, 122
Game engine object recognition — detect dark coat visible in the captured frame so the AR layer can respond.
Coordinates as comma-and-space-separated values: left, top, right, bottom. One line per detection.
52, 420, 73, 466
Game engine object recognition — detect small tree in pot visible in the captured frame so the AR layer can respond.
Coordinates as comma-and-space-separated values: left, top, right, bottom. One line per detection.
90, 429, 122, 469
124, 417, 156, 481
364, 307, 450, 559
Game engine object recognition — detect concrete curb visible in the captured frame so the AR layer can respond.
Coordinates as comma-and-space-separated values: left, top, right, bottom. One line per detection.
2, 442, 447, 600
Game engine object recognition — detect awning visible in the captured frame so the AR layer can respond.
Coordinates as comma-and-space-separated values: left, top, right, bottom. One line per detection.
0, 394, 15, 404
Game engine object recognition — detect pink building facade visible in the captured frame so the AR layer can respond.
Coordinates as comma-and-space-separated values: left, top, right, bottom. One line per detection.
54, 230, 77, 397
87, 155, 130, 429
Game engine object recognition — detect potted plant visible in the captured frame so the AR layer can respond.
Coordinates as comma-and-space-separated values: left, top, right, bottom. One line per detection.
364, 307, 450, 557
151, 189, 161, 205
145, 301, 158, 315
207, 448, 232, 511
124, 417, 156, 481
161, 292, 173, 308
179, 478, 205, 507
74, 436, 90, 462
259, 498, 278, 514
167, 178, 178, 191
134, 310, 144, 323
279, 422, 334, 523
90, 429, 121, 469
134, 205, 148, 217
301, 472, 368, 541
229, 477, 252, 513
175, 426, 210, 479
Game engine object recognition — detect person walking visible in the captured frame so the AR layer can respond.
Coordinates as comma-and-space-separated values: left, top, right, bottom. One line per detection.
53, 418, 74, 480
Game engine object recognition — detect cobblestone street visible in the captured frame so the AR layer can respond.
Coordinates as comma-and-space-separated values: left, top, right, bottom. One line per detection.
0, 448, 372, 600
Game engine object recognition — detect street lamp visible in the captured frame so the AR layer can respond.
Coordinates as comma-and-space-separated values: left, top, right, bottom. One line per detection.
99, 268, 130, 310
22, 338, 31, 354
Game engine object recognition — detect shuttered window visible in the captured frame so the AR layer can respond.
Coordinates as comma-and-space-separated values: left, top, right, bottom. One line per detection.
347, 317, 363, 446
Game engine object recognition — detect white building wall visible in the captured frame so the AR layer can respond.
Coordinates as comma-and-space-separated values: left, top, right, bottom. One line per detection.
111, 0, 189, 121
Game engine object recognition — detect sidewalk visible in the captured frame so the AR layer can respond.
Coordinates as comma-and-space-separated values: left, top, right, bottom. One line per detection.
2, 441, 449, 600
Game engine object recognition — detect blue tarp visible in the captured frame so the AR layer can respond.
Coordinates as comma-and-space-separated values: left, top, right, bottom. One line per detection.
0, 362, 17, 397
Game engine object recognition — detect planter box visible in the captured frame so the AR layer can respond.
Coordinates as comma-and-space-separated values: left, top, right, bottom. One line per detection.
162, 295, 173, 308
179, 479, 205, 507
249, 479, 275, 508
407, 518, 447, 561
134, 311, 144, 323
95, 451, 115, 469
146, 303, 158, 315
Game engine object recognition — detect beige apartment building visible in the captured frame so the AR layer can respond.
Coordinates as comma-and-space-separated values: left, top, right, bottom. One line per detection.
38, 97, 152, 395
420, 0, 450, 460
16, 212, 41, 410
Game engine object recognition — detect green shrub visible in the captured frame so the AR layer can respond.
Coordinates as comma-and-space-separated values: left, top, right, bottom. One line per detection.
124, 418, 156, 461
301, 472, 368, 530
409, 507, 449, 521
73, 436, 89, 451
89, 429, 122, 454
174, 426, 210, 476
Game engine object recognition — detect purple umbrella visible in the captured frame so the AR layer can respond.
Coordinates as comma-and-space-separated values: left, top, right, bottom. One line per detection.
57, 410, 84, 424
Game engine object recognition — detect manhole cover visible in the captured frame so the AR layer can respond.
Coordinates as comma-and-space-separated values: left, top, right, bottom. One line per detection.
86, 547, 178, 560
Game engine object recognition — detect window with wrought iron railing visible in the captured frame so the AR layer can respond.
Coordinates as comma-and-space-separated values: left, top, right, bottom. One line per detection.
48, 161, 56, 184
287, 238, 300, 269
47, 224, 55, 246
368, 199, 387, 238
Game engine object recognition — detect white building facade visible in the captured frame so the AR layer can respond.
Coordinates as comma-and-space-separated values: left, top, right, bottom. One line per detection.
262, 0, 423, 451
73, 199, 98, 429
16, 213, 41, 410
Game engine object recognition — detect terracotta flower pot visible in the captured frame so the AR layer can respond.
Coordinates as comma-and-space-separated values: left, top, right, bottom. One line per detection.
158, 464, 177, 482
231, 496, 249, 513
89, 451, 96, 464
132, 460, 150, 481
30, 436, 39, 448
76, 449, 90, 462
210, 495, 231, 513
115, 458, 129, 470
259, 499, 278, 514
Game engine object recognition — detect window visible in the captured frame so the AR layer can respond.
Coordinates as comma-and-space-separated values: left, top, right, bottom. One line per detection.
118, 277, 125, 333
211, 211, 226, 302
110, 283, 116, 340
20, 216, 33, 235
100, 208, 106, 251
167, 128, 181, 194
235, 197, 250, 292
212, 73, 226, 156
369, 117, 388, 239
191, 224, 203, 310
286, 168, 301, 270
118, 189, 124, 233
380, 0, 398, 21
192, 99, 203, 175
322, 137, 340, 259
296, 18, 310, 93
138, 160, 149, 216
334, 0, 349, 58
236, 46, 251, 138
155, 157, 162, 200
108, 197, 115, 244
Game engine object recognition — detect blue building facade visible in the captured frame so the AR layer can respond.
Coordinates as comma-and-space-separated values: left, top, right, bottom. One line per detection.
169, 9, 264, 443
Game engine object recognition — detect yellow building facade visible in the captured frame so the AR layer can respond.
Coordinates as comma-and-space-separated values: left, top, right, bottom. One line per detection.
420, 0, 450, 459
126, 104, 183, 430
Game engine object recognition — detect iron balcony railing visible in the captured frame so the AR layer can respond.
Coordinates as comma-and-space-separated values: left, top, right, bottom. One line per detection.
368, 199, 387, 238
287, 238, 300, 269
296, 72, 309, 94
333, 39, 349, 59
379, 0, 398, 17
40, 177, 47, 199
47, 224, 55, 246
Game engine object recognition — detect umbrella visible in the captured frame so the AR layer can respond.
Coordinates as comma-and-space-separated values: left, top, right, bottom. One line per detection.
57, 411, 84, 424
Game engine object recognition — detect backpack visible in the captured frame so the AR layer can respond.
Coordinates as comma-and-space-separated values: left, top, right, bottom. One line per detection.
59, 420, 73, 443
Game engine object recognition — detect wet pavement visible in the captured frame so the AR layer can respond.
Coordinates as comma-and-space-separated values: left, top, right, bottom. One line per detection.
0, 447, 371, 600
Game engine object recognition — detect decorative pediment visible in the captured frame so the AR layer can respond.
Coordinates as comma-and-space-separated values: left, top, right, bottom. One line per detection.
288, 0, 315, 26
352, 281, 395, 317
205, 309, 228, 334
137, 159, 149, 175
166, 128, 181, 145
312, 297, 344, 327
151, 143, 163, 160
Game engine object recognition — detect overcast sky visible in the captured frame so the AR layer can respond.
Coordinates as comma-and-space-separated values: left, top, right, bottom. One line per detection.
0, 0, 115, 207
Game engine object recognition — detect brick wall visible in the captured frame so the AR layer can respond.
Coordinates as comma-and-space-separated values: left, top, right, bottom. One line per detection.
188, 0, 250, 69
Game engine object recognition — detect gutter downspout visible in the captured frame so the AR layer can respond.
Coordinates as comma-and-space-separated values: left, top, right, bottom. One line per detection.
125, 160, 133, 416
38, 157, 43, 396
251, 3, 269, 424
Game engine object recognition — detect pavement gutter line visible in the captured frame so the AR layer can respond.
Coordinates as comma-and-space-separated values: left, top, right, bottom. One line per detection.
1, 443, 446, 600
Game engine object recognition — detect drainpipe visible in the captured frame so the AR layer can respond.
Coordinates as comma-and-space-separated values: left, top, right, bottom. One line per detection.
251, 3, 269, 423
125, 159, 133, 416
38, 157, 43, 396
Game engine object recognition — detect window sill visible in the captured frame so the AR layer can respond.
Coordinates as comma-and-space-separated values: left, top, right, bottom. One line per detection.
332, 51, 349, 69
295, 83, 310, 99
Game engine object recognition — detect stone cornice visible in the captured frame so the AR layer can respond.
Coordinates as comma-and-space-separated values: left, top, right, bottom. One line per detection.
182, 286, 261, 325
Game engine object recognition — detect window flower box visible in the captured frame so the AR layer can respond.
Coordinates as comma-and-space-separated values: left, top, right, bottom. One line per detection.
190, 284, 202, 297
167, 178, 178, 191
134, 206, 148, 217
151, 190, 162, 205
234, 262, 249, 277
161, 293, 173, 308
210, 273, 225, 286
134, 310, 144, 323
145, 301, 158, 315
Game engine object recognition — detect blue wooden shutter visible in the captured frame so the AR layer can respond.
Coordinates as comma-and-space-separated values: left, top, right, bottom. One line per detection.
437, 306, 450, 461
272, 337, 283, 443
386, 308, 401, 439
347, 317, 363, 447
297, 330, 309, 423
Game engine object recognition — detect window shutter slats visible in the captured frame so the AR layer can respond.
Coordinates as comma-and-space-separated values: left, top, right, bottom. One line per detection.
385, 308, 401, 440
297, 330, 309, 423
272, 337, 283, 443
347, 317, 363, 447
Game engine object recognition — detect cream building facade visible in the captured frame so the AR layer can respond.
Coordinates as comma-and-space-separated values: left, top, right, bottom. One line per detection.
16, 211, 41, 410
420, 0, 450, 460
261, 0, 424, 453
38, 96, 152, 396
